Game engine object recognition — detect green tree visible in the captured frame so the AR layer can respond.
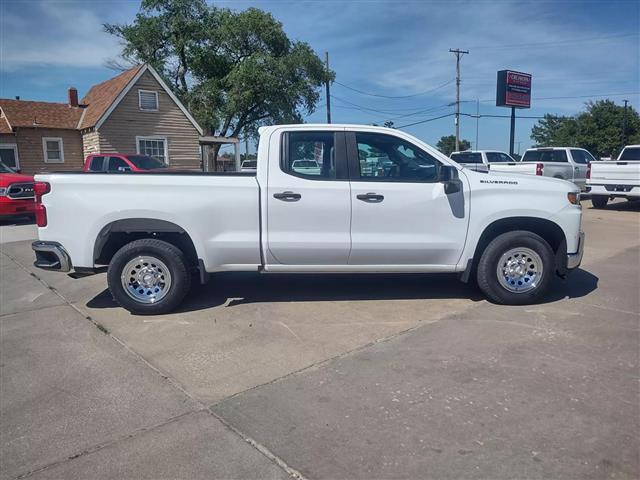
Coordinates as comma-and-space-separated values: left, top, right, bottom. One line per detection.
436, 135, 471, 156
105, 0, 332, 166
530, 100, 640, 158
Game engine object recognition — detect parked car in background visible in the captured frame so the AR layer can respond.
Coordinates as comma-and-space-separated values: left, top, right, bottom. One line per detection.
291, 159, 321, 175
84, 154, 168, 173
489, 147, 594, 190
0, 160, 35, 220
450, 150, 516, 172
587, 145, 640, 208
240, 160, 257, 172
32, 124, 583, 314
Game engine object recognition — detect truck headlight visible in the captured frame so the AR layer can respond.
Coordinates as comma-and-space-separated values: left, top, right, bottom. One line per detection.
0, 187, 7, 197
567, 192, 580, 205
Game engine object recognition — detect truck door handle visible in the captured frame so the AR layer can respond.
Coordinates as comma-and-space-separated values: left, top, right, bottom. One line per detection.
273, 191, 301, 201
356, 193, 384, 203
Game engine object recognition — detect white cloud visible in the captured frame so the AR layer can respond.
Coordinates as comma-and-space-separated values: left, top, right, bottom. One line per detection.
1, 0, 123, 71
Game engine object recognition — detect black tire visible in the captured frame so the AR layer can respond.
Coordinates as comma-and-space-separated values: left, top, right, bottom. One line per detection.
107, 239, 191, 315
591, 195, 608, 209
476, 230, 555, 305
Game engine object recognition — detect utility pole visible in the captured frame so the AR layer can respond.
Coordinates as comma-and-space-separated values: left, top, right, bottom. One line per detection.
449, 48, 469, 151
325, 52, 332, 124
622, 99, 629, 147
475, 99, 479, 150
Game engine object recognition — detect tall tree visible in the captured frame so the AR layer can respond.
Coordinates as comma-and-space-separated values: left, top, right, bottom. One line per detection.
530, 100, 640, 158
105, 0, 332, 167
436, 135, 471, 156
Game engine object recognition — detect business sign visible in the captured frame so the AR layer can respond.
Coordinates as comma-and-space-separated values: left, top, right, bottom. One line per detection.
496, 70, 532, 108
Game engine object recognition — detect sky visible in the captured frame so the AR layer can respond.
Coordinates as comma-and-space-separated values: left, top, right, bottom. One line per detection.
1, 0, 639, 153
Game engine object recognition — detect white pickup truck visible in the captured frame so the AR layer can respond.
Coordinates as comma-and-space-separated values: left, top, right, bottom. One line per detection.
31, 125, 584, 314
587, 145, 640, 208
450, 150, 516, 173
489, 147, 594, 190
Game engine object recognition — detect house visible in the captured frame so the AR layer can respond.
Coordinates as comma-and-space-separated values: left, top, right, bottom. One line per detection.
0, 65, 203, 174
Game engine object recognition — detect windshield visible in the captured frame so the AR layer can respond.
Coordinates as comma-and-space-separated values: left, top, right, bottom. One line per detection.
0, 160, 16, 173
450, 152, 482, 164
620, 147, 640, 161
125, 155, 166, 170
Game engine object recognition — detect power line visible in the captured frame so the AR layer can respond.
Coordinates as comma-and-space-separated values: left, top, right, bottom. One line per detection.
334, 79, 454, 99
396, 113, 456, 129
470, 91, 640, 104
331, 94, 451, 115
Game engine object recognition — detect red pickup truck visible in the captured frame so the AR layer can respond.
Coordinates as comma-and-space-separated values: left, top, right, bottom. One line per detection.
0, 161, 35, 220
84, 153, 169, 173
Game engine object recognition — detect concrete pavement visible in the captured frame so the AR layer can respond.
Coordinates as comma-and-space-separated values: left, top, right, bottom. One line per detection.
1, 200, 638, 479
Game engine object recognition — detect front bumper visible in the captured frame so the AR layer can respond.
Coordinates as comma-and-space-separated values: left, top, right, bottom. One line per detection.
567, 231, 585, 270
32, 241, 72, 272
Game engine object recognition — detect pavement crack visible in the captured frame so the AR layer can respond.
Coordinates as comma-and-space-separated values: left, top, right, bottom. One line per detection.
12, 411, 202, 480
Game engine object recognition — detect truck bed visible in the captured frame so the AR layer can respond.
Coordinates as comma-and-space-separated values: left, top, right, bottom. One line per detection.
588, 161, 640, 186
34, 172, 262, 271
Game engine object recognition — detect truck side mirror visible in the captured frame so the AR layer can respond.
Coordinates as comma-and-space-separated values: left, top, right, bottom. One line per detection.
439, 165, 461, 194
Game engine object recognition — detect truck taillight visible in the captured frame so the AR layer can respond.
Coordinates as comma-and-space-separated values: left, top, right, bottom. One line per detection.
535, 163, 544, 176
586, 162, 591, 179
34, 182, 50, 227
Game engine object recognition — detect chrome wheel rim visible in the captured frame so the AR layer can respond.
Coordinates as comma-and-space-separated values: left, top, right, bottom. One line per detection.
121, 256, 172, 304
496, 247, 543, 293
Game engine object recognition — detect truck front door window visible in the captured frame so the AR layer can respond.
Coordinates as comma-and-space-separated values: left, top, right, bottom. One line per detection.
355, 132, 439, 182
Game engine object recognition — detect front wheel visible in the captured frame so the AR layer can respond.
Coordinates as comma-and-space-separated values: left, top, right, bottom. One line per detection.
107, 239, 192, 315
591, 195, 608, 209
477, 231, 555, 305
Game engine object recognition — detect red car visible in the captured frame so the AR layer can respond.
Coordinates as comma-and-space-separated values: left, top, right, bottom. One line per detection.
84, 153, 169, 173
0, 161, 36, 220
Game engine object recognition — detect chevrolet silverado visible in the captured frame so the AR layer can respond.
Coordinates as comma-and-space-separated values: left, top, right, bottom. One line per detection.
31, 125, 584, 314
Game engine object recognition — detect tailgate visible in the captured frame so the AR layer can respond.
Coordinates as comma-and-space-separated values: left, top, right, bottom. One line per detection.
589, 161, 640, 185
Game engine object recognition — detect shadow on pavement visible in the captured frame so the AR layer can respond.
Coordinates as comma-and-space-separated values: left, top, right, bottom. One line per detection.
87, 268, 598, 313
586, 199, 640, 212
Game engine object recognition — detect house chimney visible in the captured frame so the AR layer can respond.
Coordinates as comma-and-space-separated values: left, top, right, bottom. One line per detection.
68, 87, 78, 107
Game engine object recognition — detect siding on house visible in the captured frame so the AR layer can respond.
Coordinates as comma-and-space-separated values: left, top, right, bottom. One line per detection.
14, 128, 84, 174
96, 71, 201, 168
0, 133, 17, 144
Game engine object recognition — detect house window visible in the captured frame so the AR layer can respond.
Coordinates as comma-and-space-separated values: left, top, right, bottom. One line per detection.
137, 136, 168, 163
138, 90, 159, 111
42, 137, 64, 163
0, 144, 20, 170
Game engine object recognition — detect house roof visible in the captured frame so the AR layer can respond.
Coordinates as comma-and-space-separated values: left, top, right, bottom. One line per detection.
0, 117, 12, 134
0, 98, 83, 130
0, 63, 202, 135
78, 64, 144, 130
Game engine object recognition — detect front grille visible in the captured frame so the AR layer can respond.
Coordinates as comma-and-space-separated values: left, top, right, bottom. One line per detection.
7, 182, 35, 199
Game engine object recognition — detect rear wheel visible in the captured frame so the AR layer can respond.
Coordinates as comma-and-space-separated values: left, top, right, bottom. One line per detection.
591, 195, 608, 209
107, 239, 191, 315
477, 231, 554, 305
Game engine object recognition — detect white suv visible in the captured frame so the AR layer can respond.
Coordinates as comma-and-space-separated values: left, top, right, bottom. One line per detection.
450, 150, 516, 172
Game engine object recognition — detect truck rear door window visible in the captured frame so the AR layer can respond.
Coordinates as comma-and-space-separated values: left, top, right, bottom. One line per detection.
570, 149, 593, 164
283, 131, 336, 179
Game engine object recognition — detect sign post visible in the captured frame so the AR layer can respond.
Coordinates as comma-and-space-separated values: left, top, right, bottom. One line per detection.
496, 70, 532, 156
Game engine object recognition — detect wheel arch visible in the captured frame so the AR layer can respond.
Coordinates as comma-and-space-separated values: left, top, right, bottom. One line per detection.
463, 216, 567, 281
93, 218, 199, 268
